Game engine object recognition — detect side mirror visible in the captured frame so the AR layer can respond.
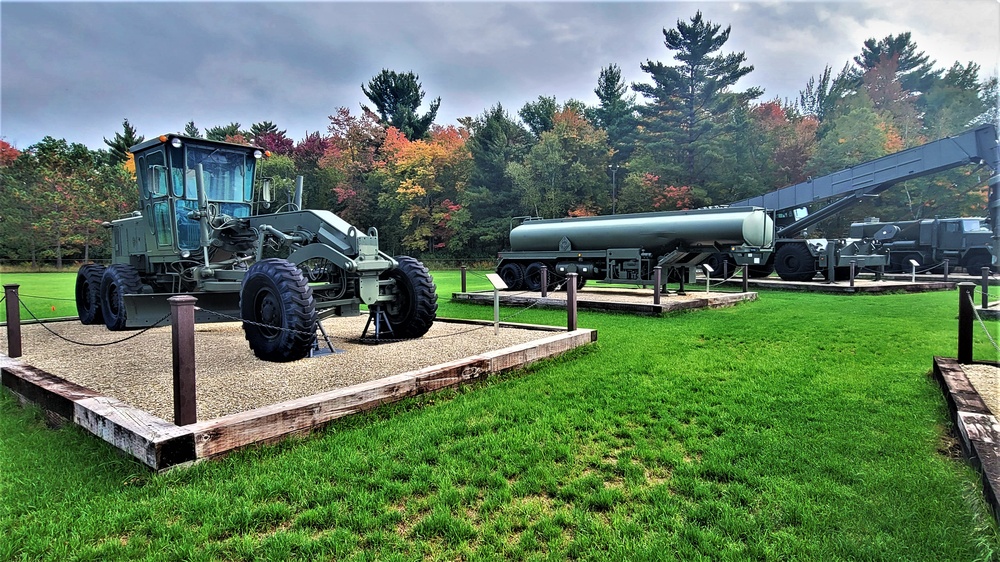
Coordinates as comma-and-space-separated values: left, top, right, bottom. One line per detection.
261, 177, 273, 203
260, 177, 273, 210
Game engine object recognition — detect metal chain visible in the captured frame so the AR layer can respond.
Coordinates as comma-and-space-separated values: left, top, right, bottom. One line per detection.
17, 293, 77, 302
16, 296, 171, 347
967, 292, 1000, 354
194, 306, 319, 337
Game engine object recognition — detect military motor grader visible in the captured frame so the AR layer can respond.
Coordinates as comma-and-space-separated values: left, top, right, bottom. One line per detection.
75, 134, 437, 362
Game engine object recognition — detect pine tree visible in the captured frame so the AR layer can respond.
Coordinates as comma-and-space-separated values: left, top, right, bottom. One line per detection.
591, 64, 638, 165
103, 118, 144, 165
633, 11, 761, 195
361, 70, 440, 140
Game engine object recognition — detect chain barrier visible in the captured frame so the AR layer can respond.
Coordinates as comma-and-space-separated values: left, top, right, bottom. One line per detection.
15, 296, 171, 347
967, 292, 1000, 354
17, 293, 77, 302
707, 268, 741, 288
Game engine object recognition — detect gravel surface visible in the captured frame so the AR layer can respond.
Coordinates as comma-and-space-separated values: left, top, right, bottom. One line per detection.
2, 317, 555, 422
964, 363, 1000, 416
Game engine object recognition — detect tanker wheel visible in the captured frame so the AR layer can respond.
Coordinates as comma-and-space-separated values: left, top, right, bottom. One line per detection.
745, 263, 775, 278
523, 262, 545, 292
240, 258, 317, 362
498, 263, 526, 291
774, 244, 817, 282
75, 264, 105, 325
100, 264, 142, 331
704, 253, 735, 278
379, 256, 438, 338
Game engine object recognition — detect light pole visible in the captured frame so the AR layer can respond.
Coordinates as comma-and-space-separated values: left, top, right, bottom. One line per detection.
608, 164, 620, 214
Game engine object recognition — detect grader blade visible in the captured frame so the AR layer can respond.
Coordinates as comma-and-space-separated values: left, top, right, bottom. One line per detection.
123, 293, 242, 328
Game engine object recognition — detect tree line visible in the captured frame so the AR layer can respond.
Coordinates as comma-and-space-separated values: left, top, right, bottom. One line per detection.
1, 12, 996, 266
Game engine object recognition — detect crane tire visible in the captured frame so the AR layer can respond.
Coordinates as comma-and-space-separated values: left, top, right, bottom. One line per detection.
100, 264, 142, 331
774, 244, 817, 282
380, 256, 438, 338
498, 263, 526, 291
241, 258, 317, 362
76, 264, 105, 325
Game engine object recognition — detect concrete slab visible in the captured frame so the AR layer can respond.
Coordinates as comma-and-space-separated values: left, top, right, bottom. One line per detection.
452, 287, 757, 316
718, 276, 955, 294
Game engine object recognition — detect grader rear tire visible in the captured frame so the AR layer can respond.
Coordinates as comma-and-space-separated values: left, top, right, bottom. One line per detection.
380, 256, 438, 338
240, 258, 317, 362
75, 264, 105, 325
100, 264, 142, 331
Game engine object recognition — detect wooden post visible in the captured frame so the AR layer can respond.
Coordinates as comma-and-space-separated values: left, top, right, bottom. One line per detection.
849, 260, 856, 288
653, 266, 662, 305
4, 284, 22, 358
983, 267, 991, 310
169, 295, 198, 425
566, 273, 578, 331
460, 266, 467, 293
741, 265, 749, 293
943, 259, 949, 282
540, 266, 548, 298
958, 282, 975, 364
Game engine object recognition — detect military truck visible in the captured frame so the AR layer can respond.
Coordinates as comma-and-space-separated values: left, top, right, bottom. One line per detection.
849, 216, 994, 273
75, 134, 437, 362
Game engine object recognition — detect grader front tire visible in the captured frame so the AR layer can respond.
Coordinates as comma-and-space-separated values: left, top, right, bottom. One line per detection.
240, 258, 318, 362
380, 256, 438, 339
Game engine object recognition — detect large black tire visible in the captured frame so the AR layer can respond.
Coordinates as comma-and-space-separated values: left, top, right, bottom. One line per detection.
746, 263, 775, 278
523, 262, 545, 292
704, 252, 735, 278
380, 256, 438, 338
774, 244, 817, 282
498, 263, 526, 291
75, 264, 105, 325
100, 264, 142, 331
240, 258, 317, 362
964, 252, 994, 275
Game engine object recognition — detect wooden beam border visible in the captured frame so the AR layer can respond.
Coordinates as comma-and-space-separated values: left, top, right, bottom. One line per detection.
1, 322, 596, 470
932, 356, 1000, 526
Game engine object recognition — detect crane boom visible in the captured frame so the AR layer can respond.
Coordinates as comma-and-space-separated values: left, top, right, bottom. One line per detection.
729, 124, 1000, 237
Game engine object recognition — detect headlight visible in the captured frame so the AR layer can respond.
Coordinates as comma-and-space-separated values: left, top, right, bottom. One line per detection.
171, 138, 183, 148
253, 150, 263, 159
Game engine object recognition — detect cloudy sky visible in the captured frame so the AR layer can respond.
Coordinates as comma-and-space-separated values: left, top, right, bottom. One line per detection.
2, 1, 998, 151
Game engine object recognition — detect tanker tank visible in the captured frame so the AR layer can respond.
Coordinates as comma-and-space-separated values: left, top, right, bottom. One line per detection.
496, 206, 775, 291
509, 207, 774, 254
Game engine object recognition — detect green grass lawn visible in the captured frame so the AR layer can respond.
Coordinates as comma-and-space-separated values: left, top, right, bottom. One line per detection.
2, 269, 999, 560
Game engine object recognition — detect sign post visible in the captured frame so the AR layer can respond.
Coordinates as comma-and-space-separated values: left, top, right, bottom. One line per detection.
485, 273, 508, 335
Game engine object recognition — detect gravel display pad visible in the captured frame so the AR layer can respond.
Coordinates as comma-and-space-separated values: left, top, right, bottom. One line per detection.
2, 317, 553, 422
964, 363, 1000, 416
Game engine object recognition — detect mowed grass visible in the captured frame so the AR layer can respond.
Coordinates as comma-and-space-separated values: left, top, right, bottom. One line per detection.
1, 269, 999, 560
0, 271, 79, 322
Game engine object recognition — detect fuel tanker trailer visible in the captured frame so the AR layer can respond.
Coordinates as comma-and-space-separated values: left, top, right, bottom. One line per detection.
495, 206, 774, 291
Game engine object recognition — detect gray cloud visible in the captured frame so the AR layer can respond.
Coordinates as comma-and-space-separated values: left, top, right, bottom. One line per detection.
2, 1, 997, 150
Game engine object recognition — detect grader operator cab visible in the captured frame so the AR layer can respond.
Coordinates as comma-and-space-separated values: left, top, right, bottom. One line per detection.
75, 134, 437, 362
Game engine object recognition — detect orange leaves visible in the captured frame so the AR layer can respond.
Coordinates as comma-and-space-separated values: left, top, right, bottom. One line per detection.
0, 139, 19, 166
123, 152, 136, 179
